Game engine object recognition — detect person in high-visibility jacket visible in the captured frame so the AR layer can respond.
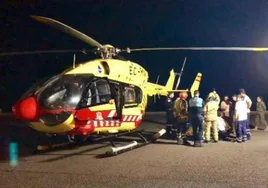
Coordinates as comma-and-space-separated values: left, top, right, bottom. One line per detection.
203, 90, 220, 143
173, 91, 191, 145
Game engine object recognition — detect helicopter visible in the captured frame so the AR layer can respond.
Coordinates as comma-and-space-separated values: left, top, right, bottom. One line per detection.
2, 15, 268, 155
0, 15, 201, 153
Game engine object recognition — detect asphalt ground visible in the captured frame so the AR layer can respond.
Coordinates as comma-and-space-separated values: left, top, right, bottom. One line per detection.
1, 113, 268, 188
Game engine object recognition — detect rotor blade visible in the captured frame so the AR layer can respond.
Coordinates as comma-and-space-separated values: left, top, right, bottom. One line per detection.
0, 49, 90, 56
114, 54, 127, 61
126, 47, 268, 52
175, 57, 187, 90
181, 56, 187, 72
31, 15, 104, 49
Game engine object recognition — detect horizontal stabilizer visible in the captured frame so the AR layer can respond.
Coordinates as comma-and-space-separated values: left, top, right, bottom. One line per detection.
167, 89, 189, 93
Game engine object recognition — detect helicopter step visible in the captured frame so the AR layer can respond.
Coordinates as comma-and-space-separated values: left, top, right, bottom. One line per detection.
105, 128, 166, 156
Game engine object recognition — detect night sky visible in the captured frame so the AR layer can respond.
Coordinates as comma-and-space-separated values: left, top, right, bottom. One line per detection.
1, 0, 268, 112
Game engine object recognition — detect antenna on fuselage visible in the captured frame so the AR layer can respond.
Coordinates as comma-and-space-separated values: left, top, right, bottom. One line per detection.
154, 75, 160, 103
73, 53, 76, 68
175, 56, 187, 90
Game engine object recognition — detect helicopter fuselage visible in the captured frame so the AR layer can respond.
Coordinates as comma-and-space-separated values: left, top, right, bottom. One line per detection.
13, 59, 150, 135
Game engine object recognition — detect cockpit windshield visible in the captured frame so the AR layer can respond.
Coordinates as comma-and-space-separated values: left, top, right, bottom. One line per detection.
20, 76, 56, 100
37, 74, 94, 110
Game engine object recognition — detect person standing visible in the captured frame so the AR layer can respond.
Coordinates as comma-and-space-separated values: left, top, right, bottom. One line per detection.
189, 90, 204, 147
165, 92, 175, 139
220, 96, 232, 126
239, 89, 252, 140
174, 91, 190, 145
220, 96, 231, 117
235, 94, 248, 143
230, 94, 237, 136
254, 96, 268, 131
203, 91, 220, 143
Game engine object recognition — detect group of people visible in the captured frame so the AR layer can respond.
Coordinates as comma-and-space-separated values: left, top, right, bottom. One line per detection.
165, 88, 268, 147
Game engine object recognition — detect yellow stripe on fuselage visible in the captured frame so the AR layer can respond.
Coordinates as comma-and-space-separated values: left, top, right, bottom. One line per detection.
29, 114, 75, 133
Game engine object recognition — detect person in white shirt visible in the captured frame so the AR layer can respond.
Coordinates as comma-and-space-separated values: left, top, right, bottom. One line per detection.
217, 111, 233, 140
217, 111, 227, 140
235, 94, 248, 143
239, 89, 252, 140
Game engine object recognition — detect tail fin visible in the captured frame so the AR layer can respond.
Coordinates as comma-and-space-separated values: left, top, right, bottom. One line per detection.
165, 69, 176, 91
190, 73, 202, 97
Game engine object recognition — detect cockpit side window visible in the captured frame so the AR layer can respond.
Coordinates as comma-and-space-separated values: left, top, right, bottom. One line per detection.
79, 78, 112, 107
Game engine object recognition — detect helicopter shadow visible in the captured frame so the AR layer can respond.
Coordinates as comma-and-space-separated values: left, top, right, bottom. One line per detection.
0, 119, 157, 162
0, 119, 102, 162
142, 119, 166, 125
0, 120, 41, 162
39, 134, 154, 162
38, 143, 112, 162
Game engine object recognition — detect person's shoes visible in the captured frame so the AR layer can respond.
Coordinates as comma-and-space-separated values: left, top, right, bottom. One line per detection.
193, 142, 203, 147
183, 139, 191, 146
177, 138, 184, 145
204, 140, 209, 143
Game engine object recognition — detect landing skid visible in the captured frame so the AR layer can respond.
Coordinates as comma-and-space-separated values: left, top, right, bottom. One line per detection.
104, 129, 166, 156
33, 129, 166, 156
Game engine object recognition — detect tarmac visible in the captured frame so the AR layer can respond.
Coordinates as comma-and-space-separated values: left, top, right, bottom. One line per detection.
1, 112, 268, 188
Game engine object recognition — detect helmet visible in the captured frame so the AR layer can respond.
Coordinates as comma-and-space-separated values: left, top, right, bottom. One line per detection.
179, 91, 188, 100
207, 91, 219, 101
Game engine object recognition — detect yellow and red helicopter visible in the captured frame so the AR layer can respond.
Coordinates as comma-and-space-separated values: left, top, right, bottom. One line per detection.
2, 16, 268, 154
4, 16, 200, 140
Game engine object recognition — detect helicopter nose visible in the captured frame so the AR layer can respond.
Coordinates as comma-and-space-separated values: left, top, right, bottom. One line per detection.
13, 96, 38, 120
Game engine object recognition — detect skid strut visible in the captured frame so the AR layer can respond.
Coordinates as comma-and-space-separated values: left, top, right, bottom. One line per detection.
106, 128, 166, 156
36, 134, 75, 152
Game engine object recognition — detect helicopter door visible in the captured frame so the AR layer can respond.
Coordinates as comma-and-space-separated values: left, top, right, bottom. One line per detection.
109, 81, 124, 120
123, 84, 142, 108
76, 78, 122, 120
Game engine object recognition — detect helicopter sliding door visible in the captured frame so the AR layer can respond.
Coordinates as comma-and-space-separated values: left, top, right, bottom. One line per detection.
105, 80, 143, 120
123, 84, 142, 108
120, 83, 143, 128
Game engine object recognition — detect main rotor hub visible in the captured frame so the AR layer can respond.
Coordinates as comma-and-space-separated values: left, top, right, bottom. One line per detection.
98, 44, 120, 59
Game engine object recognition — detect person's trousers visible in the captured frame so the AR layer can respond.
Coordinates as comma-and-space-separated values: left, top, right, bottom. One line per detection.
204, 120, 218, 141
237, 120, 247, 141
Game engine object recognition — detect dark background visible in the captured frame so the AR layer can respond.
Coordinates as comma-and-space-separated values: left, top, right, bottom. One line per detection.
1, 0, 268, 112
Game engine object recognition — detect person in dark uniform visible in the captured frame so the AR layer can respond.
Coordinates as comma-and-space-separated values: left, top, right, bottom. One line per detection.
174, 91, 191, 145
230, 94, 237, 136
165, 92, 175, 139
110, 83, 123, 120
189, 90, 204, 147
254, 96, 268, 131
